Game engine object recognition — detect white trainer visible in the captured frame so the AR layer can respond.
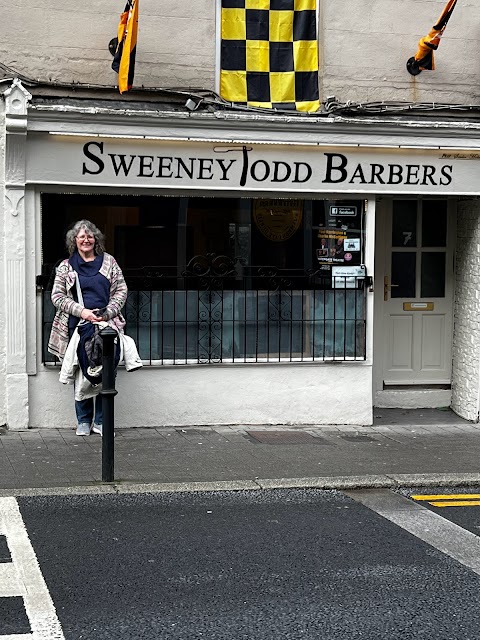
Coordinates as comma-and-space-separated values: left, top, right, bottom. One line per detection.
92, 423, 103, 436
76, 423, 91, 436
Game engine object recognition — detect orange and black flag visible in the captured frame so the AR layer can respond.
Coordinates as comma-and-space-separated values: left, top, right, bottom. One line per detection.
407, 0, 457, 75
112, 0, 139, 93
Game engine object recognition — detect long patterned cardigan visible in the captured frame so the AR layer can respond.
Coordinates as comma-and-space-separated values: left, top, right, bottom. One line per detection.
48, 253, 128, 360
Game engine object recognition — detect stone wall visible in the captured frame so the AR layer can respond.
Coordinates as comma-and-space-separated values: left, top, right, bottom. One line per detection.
452, 199, 480, 421
0, 0, 478, 104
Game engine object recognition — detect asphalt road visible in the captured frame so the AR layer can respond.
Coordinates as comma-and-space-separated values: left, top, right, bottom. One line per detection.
3, 489, 480, 639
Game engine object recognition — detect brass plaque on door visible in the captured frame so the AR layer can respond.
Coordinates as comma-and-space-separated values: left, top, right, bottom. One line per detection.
403, 302, 434, 311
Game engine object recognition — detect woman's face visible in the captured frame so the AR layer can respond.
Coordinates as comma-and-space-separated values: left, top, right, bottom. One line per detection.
75, 228, 95, 254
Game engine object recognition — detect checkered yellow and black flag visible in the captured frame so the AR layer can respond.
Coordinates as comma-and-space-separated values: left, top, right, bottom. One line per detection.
220, 0, 320, 113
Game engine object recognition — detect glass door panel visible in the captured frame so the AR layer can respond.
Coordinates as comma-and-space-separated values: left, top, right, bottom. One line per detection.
422, 200, 447, 247
391, 252, 416, 298
421, 252, 446, 297
392, 201, 417, 247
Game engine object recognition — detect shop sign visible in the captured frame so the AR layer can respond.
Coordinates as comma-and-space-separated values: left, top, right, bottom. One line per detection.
329, 205, 357, 216
332, 265, 366, 288
344, 238, 360, 251
26, 137, 480, 195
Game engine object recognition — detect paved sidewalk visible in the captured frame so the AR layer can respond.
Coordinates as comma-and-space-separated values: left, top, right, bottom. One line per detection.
1, 409, 480, 494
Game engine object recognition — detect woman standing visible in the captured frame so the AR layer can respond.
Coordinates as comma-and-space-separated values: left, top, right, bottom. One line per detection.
48, 220, 128, 436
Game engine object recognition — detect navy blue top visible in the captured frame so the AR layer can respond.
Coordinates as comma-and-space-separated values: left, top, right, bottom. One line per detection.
68, 253, 110, 332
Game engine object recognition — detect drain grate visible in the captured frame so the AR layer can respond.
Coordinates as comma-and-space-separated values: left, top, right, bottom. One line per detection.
246, 430, 327, 445
340, 434, 375, 443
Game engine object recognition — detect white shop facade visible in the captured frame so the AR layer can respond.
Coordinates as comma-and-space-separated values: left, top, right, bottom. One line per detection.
2, 80, 480, 430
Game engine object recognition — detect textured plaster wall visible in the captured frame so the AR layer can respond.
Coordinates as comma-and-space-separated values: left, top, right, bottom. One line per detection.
321, 0, 479, 104
0, 0, 216, 89
451, 199, 480, 422
29, 363, 373, 428
0, 104, 5, 426
0, 1, 478, 104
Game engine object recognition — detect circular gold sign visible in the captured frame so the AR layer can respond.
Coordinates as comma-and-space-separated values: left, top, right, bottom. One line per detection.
253, 199, 303, 242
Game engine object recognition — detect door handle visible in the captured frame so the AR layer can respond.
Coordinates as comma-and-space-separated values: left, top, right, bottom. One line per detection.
384, 276, 399, 301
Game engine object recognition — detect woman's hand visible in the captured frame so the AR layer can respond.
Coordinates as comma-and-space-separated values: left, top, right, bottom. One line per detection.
80, 308, 103, 322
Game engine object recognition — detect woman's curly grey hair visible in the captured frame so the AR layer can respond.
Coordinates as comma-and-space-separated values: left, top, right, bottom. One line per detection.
65, 220, 105, 256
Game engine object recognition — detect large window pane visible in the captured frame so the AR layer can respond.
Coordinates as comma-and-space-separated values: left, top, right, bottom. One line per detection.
40, 194, 367, 364
391, 252, 416, 298
421, 252, 446, 297
392, 201, 417, 247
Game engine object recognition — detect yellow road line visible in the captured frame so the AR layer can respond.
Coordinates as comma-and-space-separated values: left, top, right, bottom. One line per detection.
428, 500, 480, 507
412, 494, 480, 501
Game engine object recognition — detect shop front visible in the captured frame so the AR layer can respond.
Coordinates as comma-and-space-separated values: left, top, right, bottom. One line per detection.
2, 81, 480, 429
32, 180, 374, 428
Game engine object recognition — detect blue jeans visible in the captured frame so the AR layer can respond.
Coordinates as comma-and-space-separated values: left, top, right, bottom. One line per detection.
75, 396, 102, 427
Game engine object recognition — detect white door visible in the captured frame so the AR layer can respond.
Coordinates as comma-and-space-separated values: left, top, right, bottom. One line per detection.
383, 199, 455, 386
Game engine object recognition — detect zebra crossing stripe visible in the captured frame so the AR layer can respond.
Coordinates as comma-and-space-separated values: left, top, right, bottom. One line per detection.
0, 563, 24, 596
0, 497, 65, 640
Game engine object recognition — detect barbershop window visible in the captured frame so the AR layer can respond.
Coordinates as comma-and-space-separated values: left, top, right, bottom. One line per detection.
40, 194, 367, 364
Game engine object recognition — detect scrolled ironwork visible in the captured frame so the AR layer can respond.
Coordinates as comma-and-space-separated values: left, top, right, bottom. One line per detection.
41, 256, 367, 365
125, 291, 152, 323
256, 266, 292, 292
183, 253, 238, 286
268, 292, 293, 322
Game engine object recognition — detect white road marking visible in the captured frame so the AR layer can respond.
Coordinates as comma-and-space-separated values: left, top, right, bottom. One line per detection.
0, 564, 23, 596
0, 497, 65, 640
346, 489, 480, 576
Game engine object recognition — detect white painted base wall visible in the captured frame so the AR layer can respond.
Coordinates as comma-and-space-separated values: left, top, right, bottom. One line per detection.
375, 389, 452, 410
28, 363, 373, 429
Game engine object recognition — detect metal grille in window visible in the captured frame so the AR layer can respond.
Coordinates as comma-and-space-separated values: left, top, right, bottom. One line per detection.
40, 254, 367, 365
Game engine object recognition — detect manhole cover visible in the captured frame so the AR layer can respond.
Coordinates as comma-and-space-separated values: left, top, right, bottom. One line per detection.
246, 430, 326, 445
340, 434, 375, 443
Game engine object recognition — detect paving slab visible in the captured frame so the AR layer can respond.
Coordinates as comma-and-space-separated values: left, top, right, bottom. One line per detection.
0, 409, 478, 494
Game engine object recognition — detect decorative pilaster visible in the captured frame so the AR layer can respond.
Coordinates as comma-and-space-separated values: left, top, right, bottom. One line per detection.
3, 79, 32, 430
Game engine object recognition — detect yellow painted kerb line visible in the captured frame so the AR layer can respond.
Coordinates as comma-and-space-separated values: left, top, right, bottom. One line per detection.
412, 494, 480, 507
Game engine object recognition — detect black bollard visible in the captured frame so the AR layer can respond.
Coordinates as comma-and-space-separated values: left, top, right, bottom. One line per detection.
100, 327, 118, 482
